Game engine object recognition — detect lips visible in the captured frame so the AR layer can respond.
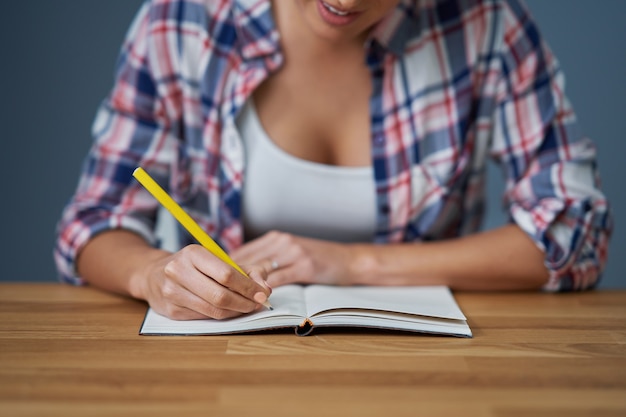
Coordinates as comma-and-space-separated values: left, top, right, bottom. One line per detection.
322, 2, 350, 15
316, 0, 362, 26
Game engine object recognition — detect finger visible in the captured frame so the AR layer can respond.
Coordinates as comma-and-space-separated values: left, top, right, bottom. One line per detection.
173, 299, 243, 321
262, 240, 306, 274
156, 283, 245, 320
153, 303, 208, 321
245, 264, 272, 291
166, 246, 267, 313
184, 271, 266, 314
230, 235, 270, 262
231, 231, 284, 264
266, 269, 298, 288
265, 264, 311, 288
181, 306, 240, 320
236, 238, 299, 276
186, 245, 270, 303
248, 258, 280, 276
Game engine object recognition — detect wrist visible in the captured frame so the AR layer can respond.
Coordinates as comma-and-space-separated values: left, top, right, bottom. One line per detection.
128, 247, 170, 300
346, 244, 381, 285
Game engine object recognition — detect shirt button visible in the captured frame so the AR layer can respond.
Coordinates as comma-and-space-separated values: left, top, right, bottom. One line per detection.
373, 134, 385, 145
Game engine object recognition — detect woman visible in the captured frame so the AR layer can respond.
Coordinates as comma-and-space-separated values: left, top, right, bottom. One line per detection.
55, 0, 612, 320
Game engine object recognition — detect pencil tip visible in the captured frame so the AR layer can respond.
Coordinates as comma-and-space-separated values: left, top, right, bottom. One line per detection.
269, 306, 274, 311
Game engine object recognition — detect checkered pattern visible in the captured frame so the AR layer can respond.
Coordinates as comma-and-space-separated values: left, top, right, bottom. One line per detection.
55, 0, 612, 291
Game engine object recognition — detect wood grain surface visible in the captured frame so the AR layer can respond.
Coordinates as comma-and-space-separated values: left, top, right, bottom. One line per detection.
0, 283, 624, 417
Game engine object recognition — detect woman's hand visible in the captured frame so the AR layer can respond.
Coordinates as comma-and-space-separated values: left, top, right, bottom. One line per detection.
77, 231, 273, 321
131, 244, 272, 320
231, 231, 357, 288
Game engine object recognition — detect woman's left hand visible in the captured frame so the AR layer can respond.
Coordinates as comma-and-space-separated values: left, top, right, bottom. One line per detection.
230, 231, 357, 287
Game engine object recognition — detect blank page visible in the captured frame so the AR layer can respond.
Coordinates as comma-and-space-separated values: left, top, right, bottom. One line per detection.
303, 285, 466, 320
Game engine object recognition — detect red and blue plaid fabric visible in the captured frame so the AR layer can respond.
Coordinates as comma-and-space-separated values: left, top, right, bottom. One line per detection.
55, 0, 612, 291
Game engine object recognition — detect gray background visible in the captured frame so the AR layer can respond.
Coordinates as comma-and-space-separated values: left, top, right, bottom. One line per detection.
0, 1, 623, 287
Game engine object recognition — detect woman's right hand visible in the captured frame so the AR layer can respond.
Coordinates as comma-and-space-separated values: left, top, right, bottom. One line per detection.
131, 244, 272, 320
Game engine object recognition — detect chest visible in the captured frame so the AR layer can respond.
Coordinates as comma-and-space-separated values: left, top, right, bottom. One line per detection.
252, 54, 373, 167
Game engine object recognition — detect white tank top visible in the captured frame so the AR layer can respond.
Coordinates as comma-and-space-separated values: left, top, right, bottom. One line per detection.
237, 101, 377, 243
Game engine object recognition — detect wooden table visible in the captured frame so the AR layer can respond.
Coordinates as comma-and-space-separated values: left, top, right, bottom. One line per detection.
0, 283, 624, 417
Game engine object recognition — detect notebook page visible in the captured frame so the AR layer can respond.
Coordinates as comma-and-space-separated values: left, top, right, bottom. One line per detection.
303, 285, 466, 320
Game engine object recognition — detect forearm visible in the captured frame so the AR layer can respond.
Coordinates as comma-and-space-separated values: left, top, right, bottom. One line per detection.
76, 230, 170, 299
350, 224, 549, 290
76, 229, 272, 320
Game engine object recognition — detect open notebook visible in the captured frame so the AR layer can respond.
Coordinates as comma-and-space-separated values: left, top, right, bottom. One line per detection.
140, 285, 472, 337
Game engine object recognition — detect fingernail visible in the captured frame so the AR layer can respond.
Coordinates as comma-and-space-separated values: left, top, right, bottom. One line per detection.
253, 292, 268, 304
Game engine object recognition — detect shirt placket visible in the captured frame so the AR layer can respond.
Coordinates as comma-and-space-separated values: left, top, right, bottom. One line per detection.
367, 43, 410, 244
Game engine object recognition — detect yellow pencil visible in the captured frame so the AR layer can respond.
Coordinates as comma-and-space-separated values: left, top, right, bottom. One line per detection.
132, 167, 273, 310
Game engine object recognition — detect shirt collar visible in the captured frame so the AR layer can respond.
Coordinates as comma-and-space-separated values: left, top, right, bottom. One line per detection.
369, 0, 423, 57
233, 0, 281, 60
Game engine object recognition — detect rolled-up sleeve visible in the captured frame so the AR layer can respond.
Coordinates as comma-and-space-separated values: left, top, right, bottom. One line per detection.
490, 0, 612, 291
54, 3, 179, 284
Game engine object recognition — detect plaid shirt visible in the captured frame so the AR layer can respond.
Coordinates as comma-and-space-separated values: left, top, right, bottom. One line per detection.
55, 0, 612, 291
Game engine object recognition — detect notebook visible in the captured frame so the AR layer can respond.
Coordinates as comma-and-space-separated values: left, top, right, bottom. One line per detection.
140, 285, 472, 337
